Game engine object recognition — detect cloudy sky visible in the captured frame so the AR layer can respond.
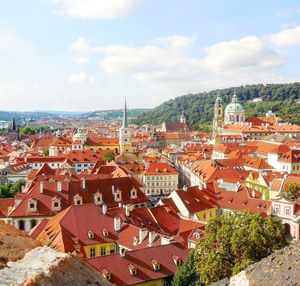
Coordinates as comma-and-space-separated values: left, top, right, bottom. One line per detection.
1, 0, 300, 111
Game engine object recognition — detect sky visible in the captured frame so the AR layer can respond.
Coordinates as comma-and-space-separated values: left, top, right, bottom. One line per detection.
1, 0, 300, 111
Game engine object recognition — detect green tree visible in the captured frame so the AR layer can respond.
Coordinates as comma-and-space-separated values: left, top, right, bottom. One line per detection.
43, 149, 49, 156
172, 250, 201, 286
103, 152, 115, 162
0, 179, 26, 198
195, 212, 287, 285
280, 183, 300, 201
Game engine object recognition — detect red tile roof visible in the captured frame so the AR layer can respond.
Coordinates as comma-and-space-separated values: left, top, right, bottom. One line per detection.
86, 243, 189, 286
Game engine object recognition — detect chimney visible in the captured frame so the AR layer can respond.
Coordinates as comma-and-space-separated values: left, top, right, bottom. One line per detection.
57, 181, 62, 192
102, 203, 107, 215
112, 185, 115, 194
262, 192, 266, 200
252, 189, 256, 198
139, 228, 148, 243
114, 216, 121, 232
118, 202, 122, 208
183, 185, 188, 192
199, 183, 203, 191
119, 247, 125, 258
125, 205, 131, 216
148, 231, 156, 245
40, 181, 44, 194
82, 177, 86, 190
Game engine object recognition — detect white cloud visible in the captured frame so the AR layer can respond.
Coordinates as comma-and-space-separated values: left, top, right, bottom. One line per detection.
0, 30, 17, 50
203, 36, 283, 70
49, 0, 139, 19
269, 25, 300, 47
69, 33, 284, 93
69, 23, 300, 94
68, 72, 95, 83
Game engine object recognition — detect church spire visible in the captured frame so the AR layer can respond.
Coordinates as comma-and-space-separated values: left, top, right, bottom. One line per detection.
122, 98, 128, 128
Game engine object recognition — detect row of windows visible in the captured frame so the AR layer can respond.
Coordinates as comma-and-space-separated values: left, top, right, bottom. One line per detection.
89, 246, 116, 258
145, 176, 177, 180
274, 205, 291, 216
146, 182, 177, 187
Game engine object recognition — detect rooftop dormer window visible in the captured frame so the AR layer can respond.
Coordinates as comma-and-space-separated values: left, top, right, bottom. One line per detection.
130, 188, 137, 199
151, 259, 160, 271
101, 269, 111, 280
172, 255, 182, 266
28, 199, 37, 211
74, 194, 83, 205
88, 230, 94, 239
103, 228, 109, 237
114, 191, 122, 202
94, 192, 102, 205
128, 264, 137, 276
52, 197, 61, 211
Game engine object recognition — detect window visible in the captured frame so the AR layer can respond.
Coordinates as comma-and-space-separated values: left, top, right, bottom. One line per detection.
19, 220, 25, 231
29, 203, 35, 209
284, 207, 291, 216
54, 202, 59, 208
274, 206, 280, 214
101, 247, 106, 256
90, 248, 96, 258
110, 247, 115, 254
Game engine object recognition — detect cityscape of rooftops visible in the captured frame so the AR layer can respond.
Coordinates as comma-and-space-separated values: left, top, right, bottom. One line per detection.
0, 1, 299, 286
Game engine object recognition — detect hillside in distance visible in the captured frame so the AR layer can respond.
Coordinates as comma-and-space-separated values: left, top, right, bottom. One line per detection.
81, 108, 151, 120
133, 83, 300, 127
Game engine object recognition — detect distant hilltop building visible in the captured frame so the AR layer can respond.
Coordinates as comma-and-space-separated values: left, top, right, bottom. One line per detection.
212, 92, 300, 140
161, 112, 194, 133
224, 92, 245, 125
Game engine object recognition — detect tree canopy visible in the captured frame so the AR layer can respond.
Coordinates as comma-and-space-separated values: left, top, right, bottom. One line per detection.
172, 250, 201, 286
195, 212, 287, 285
281, 183, 300, 202
133, 83, 300, 127
0, 179, 26, 198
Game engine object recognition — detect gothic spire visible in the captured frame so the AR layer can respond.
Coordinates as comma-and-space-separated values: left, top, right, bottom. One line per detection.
122, 98, 128, 128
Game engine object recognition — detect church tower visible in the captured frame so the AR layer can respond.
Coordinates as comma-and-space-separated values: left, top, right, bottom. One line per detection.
119, 99, 132, 154
180, 111, 187, 125
213, 94, 223, 134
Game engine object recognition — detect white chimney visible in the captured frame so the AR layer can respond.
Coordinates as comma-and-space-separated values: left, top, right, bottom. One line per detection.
252, 189, 255, 198
114, 216, 121, 231
102, 203, 107, 215
118, 202, 122, 208
139, 228, 148, 243
199, 183, 203, 191
40, 181, 44, 194
148, 231, 156, 245
112, 185, 115, 194
125, 205, 131, 216
119, 247, 125, 257
262, 192, 266, 200
57, 181, 62, 192
183, 185, 188, 192
82, 177, 86, 190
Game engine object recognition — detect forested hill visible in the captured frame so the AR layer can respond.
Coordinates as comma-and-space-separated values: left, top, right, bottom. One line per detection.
133, 83, 300, 128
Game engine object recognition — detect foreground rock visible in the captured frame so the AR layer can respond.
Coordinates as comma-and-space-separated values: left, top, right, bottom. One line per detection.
213, 241, 300, 286
0, 246, 111, 286
0, 221, 40, 269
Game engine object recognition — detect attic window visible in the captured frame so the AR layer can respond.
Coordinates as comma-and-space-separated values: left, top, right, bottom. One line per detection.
74, 195, 83, 205
28, 199, 37, 211
130, 188, 137, 199
52, 197, 61, 211
128, 264, 138, 276
101, 269, 111, 280
88, 230, 94, 239
103, 228, 109, 237
151, 259, 160, 271
172, 255, 182, 266
94, 192, 102, 205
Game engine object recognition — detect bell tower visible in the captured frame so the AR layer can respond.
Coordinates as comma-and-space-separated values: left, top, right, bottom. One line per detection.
119, 99, 132, 154
213, 94, 223, 134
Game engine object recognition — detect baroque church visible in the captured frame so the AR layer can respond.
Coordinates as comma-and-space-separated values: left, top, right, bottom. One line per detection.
213, 91, 245, 134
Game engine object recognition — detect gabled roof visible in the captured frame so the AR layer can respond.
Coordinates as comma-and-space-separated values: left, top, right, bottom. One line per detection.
86, 243, 189, 286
